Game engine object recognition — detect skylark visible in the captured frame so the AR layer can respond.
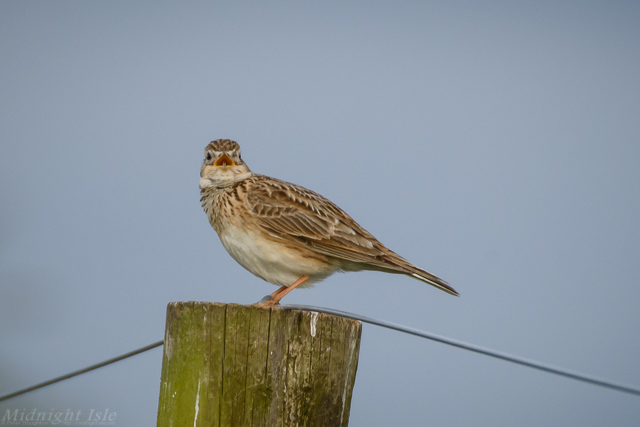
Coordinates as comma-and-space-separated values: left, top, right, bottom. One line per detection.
200, 139, 458, 306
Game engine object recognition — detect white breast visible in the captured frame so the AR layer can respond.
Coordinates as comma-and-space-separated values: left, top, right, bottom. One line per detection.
217, 224, 336, 287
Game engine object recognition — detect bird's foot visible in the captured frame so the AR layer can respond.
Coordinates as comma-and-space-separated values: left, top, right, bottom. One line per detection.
254, 275, 310, 307
254, 294, 280, 307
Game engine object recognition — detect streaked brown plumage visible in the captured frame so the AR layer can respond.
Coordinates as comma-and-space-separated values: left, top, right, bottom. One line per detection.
200, 139, 458, 305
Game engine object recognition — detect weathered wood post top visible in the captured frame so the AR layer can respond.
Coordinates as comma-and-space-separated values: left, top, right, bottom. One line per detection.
157, 302, 362, 427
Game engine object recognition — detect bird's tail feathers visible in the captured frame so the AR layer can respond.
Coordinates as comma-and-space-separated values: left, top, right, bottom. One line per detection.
409, 270, 459, 296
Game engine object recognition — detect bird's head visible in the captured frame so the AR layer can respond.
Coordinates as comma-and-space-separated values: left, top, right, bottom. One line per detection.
200, 139, 252, 189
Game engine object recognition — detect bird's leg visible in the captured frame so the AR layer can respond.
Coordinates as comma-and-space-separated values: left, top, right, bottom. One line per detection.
271, 275, 309, 303
255, 284, 289, 304
256, 275, 309, 307
269, 285, 289, 299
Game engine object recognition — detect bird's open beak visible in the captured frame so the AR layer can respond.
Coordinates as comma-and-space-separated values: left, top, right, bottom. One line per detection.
214, 154, 235, 167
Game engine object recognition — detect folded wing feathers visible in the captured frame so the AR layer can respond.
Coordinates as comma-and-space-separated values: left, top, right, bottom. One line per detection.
247, 176, 458, 296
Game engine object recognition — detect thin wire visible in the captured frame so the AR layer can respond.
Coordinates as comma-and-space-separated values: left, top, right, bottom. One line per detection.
284, 304, 640, 397
0, 340, 164, 402
2, 305, 640, 403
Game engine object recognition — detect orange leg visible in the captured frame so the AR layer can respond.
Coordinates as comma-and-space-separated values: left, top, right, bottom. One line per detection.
269, 285, 289, 298
256, 275, 310, 307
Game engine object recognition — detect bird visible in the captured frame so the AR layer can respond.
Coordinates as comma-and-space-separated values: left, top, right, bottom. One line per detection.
199, 139, 458, 306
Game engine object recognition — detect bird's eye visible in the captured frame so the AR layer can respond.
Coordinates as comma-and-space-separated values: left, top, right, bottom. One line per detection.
205, 152, 213, 162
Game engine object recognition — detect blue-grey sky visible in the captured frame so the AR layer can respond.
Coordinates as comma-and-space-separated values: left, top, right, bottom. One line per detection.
1, 1, 639, 426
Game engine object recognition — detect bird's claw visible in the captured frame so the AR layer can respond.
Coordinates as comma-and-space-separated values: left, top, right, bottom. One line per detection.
255, 294, 279, 307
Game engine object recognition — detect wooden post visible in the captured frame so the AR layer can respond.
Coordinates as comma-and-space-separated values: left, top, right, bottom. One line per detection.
157, 302, 362, 427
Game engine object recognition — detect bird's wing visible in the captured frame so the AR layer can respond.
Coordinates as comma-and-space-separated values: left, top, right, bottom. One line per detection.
244, 175, 458, 296
246, 175, 386, 260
